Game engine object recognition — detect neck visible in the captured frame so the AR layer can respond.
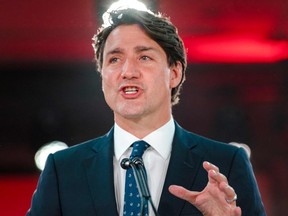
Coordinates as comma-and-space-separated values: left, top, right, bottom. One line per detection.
114, 112, 172, 139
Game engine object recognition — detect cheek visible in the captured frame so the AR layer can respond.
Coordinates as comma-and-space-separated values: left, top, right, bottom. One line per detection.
101, 71, 113, 87
101, 79, 105, 92
101, 75, 112, 95
101, 73, 118, 101
150, 74, 171, 96
164, 71, 174, 88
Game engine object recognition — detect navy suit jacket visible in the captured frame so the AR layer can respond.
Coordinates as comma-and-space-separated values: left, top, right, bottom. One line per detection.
27, 122, 266, 215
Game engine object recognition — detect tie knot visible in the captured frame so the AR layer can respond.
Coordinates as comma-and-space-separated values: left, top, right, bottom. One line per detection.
130, 140, 149, 159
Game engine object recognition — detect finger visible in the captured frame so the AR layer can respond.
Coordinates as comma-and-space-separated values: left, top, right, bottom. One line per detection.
208, 169, 228, 185
203, 161, 219, 173
232, 206, 242, 216
168, 185, 198, 203
203, 162, 221, 184
220, 182, 237, 205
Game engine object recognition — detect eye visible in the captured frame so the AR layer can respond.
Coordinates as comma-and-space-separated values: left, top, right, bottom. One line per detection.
140, 56, 152, 61
109, 57, 119, 64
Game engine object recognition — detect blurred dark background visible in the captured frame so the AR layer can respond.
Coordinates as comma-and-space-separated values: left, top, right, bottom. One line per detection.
1, 0, 288, 215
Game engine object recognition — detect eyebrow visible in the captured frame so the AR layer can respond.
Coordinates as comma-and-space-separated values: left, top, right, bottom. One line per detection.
134, 46, 159, 54
105, 46, 159, 56
105, 48, 124, 56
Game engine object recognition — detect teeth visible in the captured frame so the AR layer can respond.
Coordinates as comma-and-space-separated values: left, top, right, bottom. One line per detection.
124, 87, 138, 94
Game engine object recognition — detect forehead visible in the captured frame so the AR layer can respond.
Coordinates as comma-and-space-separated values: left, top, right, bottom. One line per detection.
109, 24, 149, 40
103, 24, 164, 53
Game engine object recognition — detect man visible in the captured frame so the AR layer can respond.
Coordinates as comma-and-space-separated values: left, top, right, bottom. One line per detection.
27, 8, 266, 216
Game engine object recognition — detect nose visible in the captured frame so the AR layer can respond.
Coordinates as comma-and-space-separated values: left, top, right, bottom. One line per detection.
121, 59, 140, 79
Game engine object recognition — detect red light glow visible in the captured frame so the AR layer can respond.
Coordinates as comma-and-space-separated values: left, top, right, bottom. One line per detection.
184, 35, 288, 63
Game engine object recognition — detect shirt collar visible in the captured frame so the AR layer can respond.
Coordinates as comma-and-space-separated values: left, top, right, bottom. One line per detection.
114, 117, 175, 160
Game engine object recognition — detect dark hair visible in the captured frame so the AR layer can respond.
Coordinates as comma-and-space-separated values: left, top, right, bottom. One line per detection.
92, 8, 187, 105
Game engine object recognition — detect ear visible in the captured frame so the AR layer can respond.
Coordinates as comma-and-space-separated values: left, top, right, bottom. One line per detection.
169, 61, 183, 88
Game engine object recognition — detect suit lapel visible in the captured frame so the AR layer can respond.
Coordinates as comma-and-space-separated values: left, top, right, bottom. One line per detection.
80, 123, 205, 215
82, 129, 119, 215
158, 122, 204, 215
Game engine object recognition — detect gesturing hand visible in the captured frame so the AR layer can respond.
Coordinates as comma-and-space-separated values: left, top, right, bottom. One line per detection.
169, 161, 242, 216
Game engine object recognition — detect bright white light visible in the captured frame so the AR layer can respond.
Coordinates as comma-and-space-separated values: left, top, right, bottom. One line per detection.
102, 0, 150, 27
34, 141, 68, 171
229, 142, 251, 158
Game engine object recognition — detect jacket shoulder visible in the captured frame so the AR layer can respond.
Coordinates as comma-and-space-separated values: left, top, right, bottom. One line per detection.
52, 128, 114, 162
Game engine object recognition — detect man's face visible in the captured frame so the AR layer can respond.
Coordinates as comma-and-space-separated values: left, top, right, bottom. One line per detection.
101, 24, 182, 124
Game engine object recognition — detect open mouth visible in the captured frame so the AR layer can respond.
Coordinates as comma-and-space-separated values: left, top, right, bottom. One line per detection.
123, 86, 139, 94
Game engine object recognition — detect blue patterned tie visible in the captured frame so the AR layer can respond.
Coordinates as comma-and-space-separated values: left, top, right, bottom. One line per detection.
123, 140, 149, 216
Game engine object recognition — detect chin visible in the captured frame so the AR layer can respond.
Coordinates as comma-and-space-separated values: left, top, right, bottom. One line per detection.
116, 103, 145, 117
116, 108, 146, 120
120, 112, 144, 119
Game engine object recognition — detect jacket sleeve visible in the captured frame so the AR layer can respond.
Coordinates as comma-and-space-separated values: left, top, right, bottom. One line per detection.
229, 147, 266, 216
26, 154, 62, 216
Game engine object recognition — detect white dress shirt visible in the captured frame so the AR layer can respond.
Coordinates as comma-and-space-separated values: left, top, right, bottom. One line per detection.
113, 117, 175, 216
